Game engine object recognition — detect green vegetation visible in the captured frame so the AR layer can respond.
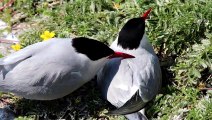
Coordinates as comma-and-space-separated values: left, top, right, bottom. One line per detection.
0, 0, 211, 119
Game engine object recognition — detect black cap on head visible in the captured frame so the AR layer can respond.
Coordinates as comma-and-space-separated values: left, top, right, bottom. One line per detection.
72, 37, 114, 61
117, 8, 152, 50
118, 18, 145, 50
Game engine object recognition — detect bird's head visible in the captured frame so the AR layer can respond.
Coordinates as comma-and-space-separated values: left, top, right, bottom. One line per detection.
72, 37, 135, 61
117, 8, 152, 50
72, 37, 135, 80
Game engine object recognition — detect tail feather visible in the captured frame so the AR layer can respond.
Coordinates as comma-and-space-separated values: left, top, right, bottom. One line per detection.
106, 90, 146, 115
125, 112, 148, 120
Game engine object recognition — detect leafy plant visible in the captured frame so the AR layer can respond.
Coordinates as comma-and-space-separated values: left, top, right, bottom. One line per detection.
0, 0, 211, 119
0, 54, 3, 58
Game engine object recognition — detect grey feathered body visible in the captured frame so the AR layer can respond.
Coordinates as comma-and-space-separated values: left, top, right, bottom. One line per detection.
0, 38, 108, 100
97, 34, 162, 120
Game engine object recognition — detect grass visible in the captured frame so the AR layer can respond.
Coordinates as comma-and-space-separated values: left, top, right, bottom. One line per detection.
0, 0, 212, 119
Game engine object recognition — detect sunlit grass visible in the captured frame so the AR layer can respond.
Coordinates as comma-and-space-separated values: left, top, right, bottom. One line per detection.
0, 0, 211, 119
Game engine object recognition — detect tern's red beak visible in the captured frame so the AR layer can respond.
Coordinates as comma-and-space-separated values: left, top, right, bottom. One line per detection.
109, 52, 135, 59
142, 8, 152, 20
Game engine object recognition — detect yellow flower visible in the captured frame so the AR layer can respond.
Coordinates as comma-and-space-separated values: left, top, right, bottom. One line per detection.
11, 43, 21, 51
113, 2, 120, 10
40, 30, 55, 41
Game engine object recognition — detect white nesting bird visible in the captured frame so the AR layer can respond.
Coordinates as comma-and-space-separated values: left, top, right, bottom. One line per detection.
0, 37, 134, 100
97, 8, 162, 120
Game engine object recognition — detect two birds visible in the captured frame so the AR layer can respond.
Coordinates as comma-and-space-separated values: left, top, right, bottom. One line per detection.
97, 8, 162, 120
0, 8, 161, 120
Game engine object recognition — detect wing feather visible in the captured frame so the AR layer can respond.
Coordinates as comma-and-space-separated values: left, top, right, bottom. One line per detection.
98, 52, 162, 115
0, 38, 81, 96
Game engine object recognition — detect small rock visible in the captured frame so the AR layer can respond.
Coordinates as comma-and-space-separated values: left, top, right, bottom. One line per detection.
0, 20, 7, 30
0, 43, 12, 56
0, 19, 19, 56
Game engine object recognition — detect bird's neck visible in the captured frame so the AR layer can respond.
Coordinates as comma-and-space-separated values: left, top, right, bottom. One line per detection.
111, 33, 155, 54
139, 33, 155, 54
82, 57, 109, 81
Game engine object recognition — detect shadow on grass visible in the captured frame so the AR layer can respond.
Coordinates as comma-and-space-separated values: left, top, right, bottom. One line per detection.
145, 54, 180, 118
13, 78, 114, 120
